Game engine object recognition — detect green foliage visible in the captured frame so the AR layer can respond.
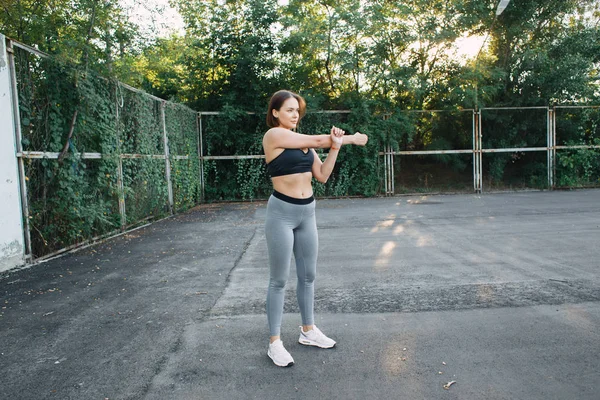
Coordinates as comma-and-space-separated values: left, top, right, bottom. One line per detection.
17, 48, 122, 255
557, 148, 600, 188
487, 0, 600, 106
166, 103, 201, 210
15, 47, 198, 257
0, 0, 140, 75
5, 0, 600, 257
201, 108, 265, 201
555, 107, 600, 188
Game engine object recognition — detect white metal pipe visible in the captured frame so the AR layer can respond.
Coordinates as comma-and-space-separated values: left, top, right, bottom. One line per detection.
382, 150, 474, 155
555, 105, 600, 109
552, 109, 557, 188
384, 145, 388, 195
391, 147, 395, 195
202, 155, 265, 160
478, 110, 483, 192
481, 106, 548, 110
554, 145, 600, 149
7, 38, 33, 259
547, 108, 551, 188
481, 147, 549, 153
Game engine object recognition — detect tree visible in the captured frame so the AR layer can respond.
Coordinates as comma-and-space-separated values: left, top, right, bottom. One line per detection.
0, 0, 139, 73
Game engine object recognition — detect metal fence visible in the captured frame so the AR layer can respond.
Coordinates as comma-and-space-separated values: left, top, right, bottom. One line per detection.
7, 37, 200, 261
383, 107, 600, 194
5, 36, 600, 262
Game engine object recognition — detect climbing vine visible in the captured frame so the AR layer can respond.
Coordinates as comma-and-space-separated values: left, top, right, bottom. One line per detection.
15, 47, 198, 258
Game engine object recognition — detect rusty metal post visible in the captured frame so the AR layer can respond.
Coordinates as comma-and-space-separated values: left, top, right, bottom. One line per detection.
115, 84, 126, 229
472, 109, 477, 192
478, 109, 483, 192
390, 144, 395, 195
195, 112, 202, 203
547, 106, 552, 189
198, 113, 205, 202
473, 108, 482, 193
385, 144, 394, 196
385, 144, 389, 196
551, 105, 557, 189
161, 101, 174, 214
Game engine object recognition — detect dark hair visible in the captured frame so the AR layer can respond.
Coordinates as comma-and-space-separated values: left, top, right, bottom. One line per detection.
266, 90, 306, 128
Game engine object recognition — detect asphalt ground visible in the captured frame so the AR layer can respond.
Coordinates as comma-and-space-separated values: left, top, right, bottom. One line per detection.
1, 190, 599, 400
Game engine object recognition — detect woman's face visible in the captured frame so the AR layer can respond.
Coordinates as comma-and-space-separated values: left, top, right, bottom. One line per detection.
273, 97, 300, 130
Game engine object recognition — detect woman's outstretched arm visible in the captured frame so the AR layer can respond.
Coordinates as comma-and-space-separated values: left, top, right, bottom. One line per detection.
311, 128, 368, 183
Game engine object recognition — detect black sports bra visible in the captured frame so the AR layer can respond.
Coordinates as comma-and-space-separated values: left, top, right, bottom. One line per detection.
266, 148, 314, 177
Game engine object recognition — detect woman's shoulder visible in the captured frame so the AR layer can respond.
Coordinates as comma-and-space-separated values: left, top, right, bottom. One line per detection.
264, 127, 292, 142
265, 127, 290, 135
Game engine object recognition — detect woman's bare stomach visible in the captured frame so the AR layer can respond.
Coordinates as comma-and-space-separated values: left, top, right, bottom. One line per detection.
271, 172, 313, 199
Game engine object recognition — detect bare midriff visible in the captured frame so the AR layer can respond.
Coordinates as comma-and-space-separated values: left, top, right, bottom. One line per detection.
271, 172, 313, 199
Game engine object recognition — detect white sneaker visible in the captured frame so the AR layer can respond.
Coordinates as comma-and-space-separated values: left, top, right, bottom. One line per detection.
298, 325, 336, 349
268, 339, 294, 367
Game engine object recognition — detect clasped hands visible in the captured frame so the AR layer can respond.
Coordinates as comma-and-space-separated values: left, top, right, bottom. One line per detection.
330, 126, 368, 149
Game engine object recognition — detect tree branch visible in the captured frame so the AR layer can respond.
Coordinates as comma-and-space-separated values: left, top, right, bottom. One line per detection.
83, 0, 98, 71
58, 110, 78, 163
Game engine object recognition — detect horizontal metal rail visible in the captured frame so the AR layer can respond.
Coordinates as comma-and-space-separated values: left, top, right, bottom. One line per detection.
202, 155, 265, 160
554, 145, 600, 149
481, 106, 550, 110
16, 152, 348, 161
398, 108, 475, 114
119, 82, 165, 103
11, 40, 47, 58
379, 149, 473, 155
198, 110, 351, 116
18, 151, 102, 159
555, 105, 600, 109
481, 147, 548, 153
17, 152, 191, 160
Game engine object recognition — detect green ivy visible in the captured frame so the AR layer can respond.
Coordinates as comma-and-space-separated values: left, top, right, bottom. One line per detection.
16, 48, 199, 258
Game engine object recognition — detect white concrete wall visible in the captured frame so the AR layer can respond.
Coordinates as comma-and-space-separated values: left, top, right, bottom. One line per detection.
0, 34, 26, 272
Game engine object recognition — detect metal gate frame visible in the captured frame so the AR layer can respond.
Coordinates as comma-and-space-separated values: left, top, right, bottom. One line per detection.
382, 106, 600, 195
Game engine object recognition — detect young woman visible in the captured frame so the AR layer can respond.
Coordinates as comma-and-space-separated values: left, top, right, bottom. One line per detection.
262, 90, 368, 367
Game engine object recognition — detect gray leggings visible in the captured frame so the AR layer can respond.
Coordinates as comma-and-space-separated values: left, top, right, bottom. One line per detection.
265, 193, 318, 337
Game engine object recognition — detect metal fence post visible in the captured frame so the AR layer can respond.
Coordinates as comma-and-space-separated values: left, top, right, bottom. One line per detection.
473, 108, 482, 193
390, 144, 395, 195
384, 144, 390, 196
472, 109, 477, 192
195, 112, 202, 203
115, 83, 126, 229
385, 143, 394, 196
383, 114, 394, 196
551, 105, 556, 189
547, 106, 552, 189
478, 109, 483, 192
198, 113, 205, 202
161, 101, 174, 214
6, 38, 33, 260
